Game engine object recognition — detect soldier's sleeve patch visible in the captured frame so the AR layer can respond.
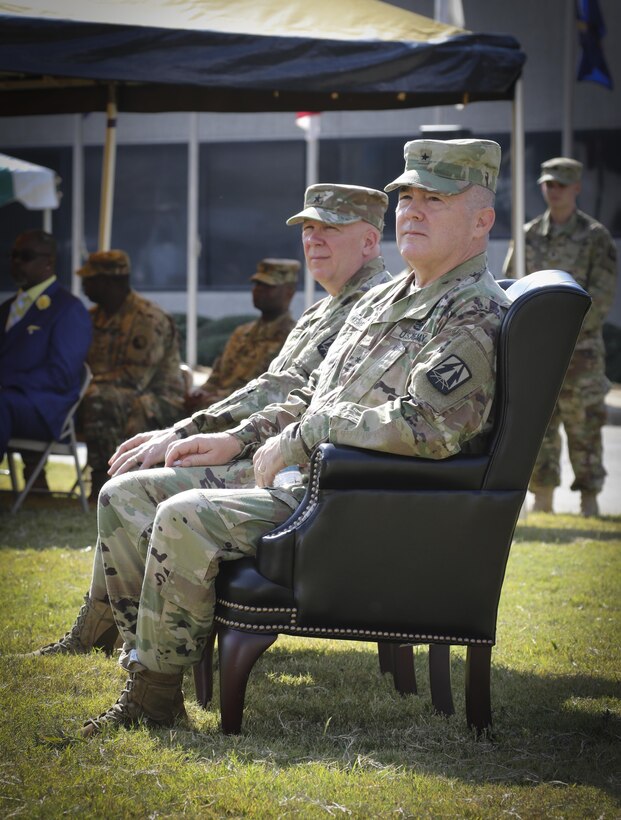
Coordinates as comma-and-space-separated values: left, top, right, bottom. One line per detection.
317, 332, 339, 358
426, 354, 471, 395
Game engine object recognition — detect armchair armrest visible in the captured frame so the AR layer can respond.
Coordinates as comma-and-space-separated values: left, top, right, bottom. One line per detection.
316, 443, 489, 490
257, 443, 490, 591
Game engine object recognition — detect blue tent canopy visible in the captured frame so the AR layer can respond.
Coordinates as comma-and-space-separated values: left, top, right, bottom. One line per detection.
0, 0, 525, 115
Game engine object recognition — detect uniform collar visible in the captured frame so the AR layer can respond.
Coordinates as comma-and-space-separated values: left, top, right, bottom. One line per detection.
404, 252, 488, 319
540, 208, 579, 236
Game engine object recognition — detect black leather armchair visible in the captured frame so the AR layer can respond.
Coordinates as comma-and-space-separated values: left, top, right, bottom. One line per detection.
193, 270, 591, 734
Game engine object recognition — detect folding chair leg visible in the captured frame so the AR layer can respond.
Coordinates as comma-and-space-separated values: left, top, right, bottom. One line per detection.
10, 449, 51, 513
69, 435, 89, 512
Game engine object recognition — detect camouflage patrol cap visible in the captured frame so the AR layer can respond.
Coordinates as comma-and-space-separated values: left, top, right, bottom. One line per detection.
384, 139, 502, 195
286, 183, 388, 232
538, 157, 583, 186
250, 258, 301, 286
77, 250, 131, 278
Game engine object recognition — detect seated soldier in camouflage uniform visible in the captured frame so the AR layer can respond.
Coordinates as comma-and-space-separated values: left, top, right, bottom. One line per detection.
77, 250, 185, 499
24, 183, 391, 658
65, 138, 511, 738
185, 258, 299, 411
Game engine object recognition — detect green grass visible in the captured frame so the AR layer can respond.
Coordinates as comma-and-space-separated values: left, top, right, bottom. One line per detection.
0, 464, 620, 818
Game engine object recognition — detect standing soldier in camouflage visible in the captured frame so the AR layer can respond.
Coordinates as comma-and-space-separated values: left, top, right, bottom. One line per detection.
185, 258, 299, 410
77, 250, 185, 499
24, 183, 392, 658
61, 139, 510, 737
503, 157, 617, 516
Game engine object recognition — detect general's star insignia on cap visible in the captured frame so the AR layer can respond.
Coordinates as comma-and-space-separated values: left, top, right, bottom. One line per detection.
311, 192, 330, 205
426, 354, 472, 394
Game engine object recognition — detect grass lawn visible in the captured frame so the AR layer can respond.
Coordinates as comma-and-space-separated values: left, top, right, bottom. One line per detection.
0, 461, 620, 818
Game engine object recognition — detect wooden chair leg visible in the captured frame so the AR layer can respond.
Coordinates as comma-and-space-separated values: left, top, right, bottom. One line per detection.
218, 627, 277, 734
465, 645, 492, 733
377, 641, 394, 674
391, 644, 417, 694
428, 644, 455, 717
192, 628, 218, 708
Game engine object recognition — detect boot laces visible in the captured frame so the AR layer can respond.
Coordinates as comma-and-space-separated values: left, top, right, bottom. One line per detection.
36, 598, 91, 655
85, 677, 135, 732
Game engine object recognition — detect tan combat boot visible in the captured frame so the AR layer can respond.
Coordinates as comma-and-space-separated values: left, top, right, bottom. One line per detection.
580, 491, 599, 517
81, 669, 186, 738
24, 594, 120, 657
532, 487, 554, 513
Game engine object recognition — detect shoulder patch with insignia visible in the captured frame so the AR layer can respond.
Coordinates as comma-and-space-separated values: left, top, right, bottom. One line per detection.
426, 354, 471, 395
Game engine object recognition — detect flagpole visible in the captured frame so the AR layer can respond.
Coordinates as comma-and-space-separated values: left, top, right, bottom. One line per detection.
562, 0, 575, 157
304, 116, 319, 309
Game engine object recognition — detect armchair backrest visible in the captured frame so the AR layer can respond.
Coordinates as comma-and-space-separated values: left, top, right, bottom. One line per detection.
484, 270, 591, 491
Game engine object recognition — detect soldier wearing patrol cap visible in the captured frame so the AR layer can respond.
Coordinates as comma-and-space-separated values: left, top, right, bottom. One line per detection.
77, 249, 185, 499
26, 139, 514, 738
23, 184, 391, 660
503, 156, 617, 516
186, 258, 299, 410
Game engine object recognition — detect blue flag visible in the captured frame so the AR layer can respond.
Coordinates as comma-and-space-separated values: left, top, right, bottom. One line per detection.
576, 0, 613, 89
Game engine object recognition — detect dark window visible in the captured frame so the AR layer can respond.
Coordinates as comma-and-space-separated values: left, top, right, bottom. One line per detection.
199, 141, 305, 289
2, 129, 618, 297
84, 144, 188, 290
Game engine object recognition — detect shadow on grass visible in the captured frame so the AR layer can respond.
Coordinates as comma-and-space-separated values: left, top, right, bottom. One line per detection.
170, 642, 621, 795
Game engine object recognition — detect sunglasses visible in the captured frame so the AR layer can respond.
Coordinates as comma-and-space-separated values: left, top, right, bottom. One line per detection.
10, 249, 52, 263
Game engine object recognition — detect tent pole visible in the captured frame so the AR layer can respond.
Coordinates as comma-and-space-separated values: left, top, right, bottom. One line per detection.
98, 84, 117, 251
43, 208, 52, 234
71, 113, 84, 296
186, 112, 199, 368
511, 78, 525, 279
562, 0, 575, 157
304, 115, 320, 310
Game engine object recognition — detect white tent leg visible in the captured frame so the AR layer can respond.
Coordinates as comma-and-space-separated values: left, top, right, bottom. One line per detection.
186, 112, 199, 367
303, 116, 320, 310
71, 113, 84, 296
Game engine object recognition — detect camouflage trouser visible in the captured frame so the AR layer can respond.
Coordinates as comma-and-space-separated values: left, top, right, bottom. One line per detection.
530, 350, 608, 493
79, 384, 184, 470
96, 461, 299, 674
89, 460, 261, 600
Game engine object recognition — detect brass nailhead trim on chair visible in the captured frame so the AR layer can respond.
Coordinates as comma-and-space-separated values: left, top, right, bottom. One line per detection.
216, 598, 294, 614
214, 613, 494, 645
263, 451, 323, 540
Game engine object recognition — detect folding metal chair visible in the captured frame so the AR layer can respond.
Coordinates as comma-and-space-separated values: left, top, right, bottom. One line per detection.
6, 363, 92, 513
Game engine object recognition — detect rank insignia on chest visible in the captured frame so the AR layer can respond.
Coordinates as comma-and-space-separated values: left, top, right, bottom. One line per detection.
317, 332, 338, 358
426, 354, 471, 394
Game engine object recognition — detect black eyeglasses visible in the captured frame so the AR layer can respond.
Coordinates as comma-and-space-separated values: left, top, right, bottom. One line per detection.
10, 249, 52, 263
